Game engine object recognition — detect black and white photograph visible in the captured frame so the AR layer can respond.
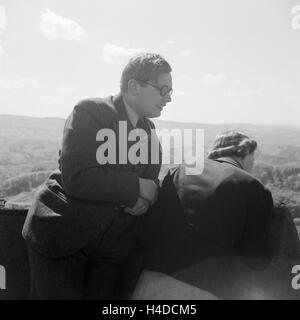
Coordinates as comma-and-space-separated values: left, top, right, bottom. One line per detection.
0, 0, 300, 303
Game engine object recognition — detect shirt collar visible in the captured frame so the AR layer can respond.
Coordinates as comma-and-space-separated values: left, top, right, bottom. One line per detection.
123, 100, 140, 128
214, 157, 244, 170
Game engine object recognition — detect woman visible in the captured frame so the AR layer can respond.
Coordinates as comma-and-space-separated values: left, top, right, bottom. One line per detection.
134, 130, 274, 299
207, 130, 257, 173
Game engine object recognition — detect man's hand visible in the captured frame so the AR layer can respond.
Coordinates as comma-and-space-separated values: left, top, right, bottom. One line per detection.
139, 178, 158, 205
124, 197, 150, 216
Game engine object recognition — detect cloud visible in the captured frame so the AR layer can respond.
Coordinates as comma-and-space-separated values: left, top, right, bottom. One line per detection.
179, 50, 193, 57
166, 39, 175, 45
101, 44, 146, 66
201, 73, 225, 85
40, 8, 85, 41
291, 5, 300, 30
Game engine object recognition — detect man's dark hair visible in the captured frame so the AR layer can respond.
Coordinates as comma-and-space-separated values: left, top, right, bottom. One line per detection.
120, 53, 172, 93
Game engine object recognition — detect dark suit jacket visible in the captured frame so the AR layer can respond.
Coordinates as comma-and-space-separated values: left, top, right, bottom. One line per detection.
145, 157, 274, 290
22, 93, 161, 258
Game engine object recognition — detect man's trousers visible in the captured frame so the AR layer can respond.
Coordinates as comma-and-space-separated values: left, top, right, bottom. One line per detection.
26, 210, 143, 300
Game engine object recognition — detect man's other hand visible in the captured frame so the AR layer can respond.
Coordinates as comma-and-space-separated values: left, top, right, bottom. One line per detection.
125, 197, 150, 216
139, 178, 158, 205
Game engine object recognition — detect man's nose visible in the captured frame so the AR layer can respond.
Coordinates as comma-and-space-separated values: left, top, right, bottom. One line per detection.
164, 93, 172, 103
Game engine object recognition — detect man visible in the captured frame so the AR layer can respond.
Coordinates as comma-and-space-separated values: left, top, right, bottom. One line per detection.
22, 53, 173, 299
141, 131, 274, 299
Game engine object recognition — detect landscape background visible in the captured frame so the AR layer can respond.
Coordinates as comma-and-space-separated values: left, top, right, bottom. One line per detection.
0, 114, 300, 228
1, 2, 300, 234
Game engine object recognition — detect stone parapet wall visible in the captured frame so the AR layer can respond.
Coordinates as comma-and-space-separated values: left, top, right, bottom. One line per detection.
0, 206, 300, 300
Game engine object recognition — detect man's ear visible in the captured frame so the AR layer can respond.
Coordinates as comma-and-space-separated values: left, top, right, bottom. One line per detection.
127, 79, 140, 96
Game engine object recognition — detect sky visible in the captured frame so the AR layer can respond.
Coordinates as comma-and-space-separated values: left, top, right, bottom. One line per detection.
0, 0, 300, 126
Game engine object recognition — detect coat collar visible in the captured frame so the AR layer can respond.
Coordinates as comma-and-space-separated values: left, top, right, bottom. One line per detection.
214, 157, 243, 170
112, 93, 129, 122
112, 93, 148, 129
123, 101, 139, 127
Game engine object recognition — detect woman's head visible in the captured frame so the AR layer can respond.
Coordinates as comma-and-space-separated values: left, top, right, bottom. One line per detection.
208, 130, 258, 172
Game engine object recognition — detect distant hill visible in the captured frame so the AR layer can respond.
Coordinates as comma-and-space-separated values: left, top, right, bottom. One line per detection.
0, 115, 64, 182
154, 119, 300, 165
1, 114, 300, 217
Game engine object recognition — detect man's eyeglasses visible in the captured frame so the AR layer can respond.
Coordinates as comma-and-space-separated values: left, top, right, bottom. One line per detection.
135, 79, 173, 97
